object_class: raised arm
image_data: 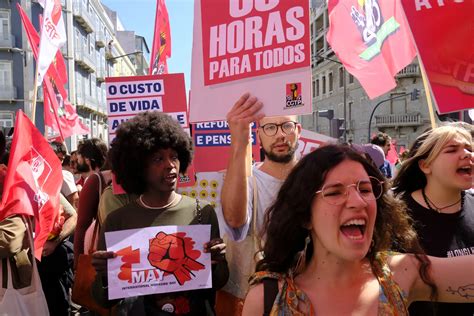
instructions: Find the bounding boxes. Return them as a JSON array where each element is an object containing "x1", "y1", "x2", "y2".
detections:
[
  {"x1": 391, "y1": 253, "x2": 474, "y2": 304},
  {"x1": 221, "y1": 93, "x2": 264, "y2": 228}
]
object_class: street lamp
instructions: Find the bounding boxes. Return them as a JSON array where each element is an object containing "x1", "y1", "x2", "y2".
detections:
[
  {"x1": 106, "y1": 50, "x2": 143, "y2": 62},
  {"x1": 315, "y1": 54, "x2": 347, "y2": 141}
]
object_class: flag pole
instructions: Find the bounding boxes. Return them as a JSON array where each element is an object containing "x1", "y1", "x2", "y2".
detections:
[
  {"x1": 418, "y1": 60, "x2": 437, "y2": 129},
  {"x1": 31, "y1": 67, "x2": 39, "y2": 124}
]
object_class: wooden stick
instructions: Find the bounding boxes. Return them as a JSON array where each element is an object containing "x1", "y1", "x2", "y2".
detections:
[{"x1": 419, "y1": 60, "x2": 437, "y2": 129}]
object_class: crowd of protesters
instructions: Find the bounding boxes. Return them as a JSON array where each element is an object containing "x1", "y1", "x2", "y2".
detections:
[{"x1": 0, "y1": 98, "x2": 473, "y2": 315}]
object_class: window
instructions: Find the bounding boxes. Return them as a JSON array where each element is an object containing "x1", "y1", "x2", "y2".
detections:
[
  {"x1": 312, "y1": 80, "x2": 316, "y2": 98},
  {"x1": 339, "y1": 67, "x2": 344, "y2": 88},
  {"x1": 328, "y1": 72, "x2": 333, "y2": 92},
  {"x1": 89, "y1": 74, "x2": 93, "y2": 96},
  {"x1": 349, "y1": 74, "x2": 354, "y2": 84},
  {"x1": 88, "y1": 34, "x2": 93, "y2": 55},
  {"x1": 0, "y1": 10, "x2": 10, "y2": 41},
  {"x1": 0, "y1": 112, "x2": 13, "y2": 128},
  {"x1": 76, "y1": 73, "x2": 82, "y2": 98},
  {"x1": 316, "y1": 79, "x2": 320, "y2": 97},
  {"x1": 322, "y1": 76, "x2": 326, "y2": 94},
  {"x1": 0, "y1": 61, "x2": 12, "y2": 88},
  {"x1": 75, "y1": 29, "x2": 80, "y2": 47},
  {"x1": 348, "y1": 101, "x2": 353, "y2": 122}
]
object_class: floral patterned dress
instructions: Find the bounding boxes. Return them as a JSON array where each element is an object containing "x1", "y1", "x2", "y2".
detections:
[{"x1": 249, "y1": 252, "x2": 408, "y2": 316}]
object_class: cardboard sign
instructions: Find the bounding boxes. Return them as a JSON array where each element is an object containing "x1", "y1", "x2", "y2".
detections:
[
  {"x1": 401, "y1": 0, "x2": 474, "y2": 113},
  {"x1": 177, "y1": 172, "x2": 227, "y2": 236},
  {"x1": 105, "y1": 225, "x2": 212, "y2": 300},
  {"x1": 106, "y1": 74, "x2": 188, "y2": 141},
  {"x1": 192, "y1": 121, "x2": 260, "y2": 172},
  {"x1": 297, "y1": 129, "x2": 336, "y2": 158},
  {"x1": 190, "y1": 0, "x2": 312, "y2": 122}
]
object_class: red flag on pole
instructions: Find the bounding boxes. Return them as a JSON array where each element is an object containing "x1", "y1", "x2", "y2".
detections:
[
  {"x1": 0, "y1": 111, "x2": 63, "y2": 259},
  {"x1": 149, "y1": 0, "x2": 171, "y2": 75},
  {"x1": 327, "y1": 0, "x2": 416, "y2": 99},
  {"x1": 17, "y1": 4, "x2": 89, "y2": 138}
]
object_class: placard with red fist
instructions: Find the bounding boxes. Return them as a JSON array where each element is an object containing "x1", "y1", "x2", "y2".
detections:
[{"x1": 105, "y1": 225, "x2": 212, "y2": 300}]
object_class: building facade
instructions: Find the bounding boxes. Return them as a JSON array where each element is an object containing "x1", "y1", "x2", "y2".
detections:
[
  {"x1": 0, "y1": 0, "x2": 148, "y2": 150},
  {"x1": 303, "y1": 1, "x2": 466, "y2": 150},
  {"x1": 0, "y1": 0, "x2": 35, "y2": 135}
]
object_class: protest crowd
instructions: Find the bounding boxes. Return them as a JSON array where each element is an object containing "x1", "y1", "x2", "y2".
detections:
[{"x1": 1, "y1": 0, "x2": 473, "y2": 316}]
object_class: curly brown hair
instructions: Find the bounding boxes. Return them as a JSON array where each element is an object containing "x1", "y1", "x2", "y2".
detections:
[{"x1": 256, "y1": 144, "x2": 437, "y2": 299}]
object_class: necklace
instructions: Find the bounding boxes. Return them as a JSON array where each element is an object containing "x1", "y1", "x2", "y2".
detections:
[
  {"x1": 421, "y1": 188, "x2": 462, "y2": 213},
  {"x1": 139, "y1": 193, "x2": 179, "y2": 210}
]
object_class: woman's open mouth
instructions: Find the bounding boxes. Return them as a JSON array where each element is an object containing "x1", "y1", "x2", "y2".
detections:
[{"x1": 340, "y1": 218, "x2": 366, "y2": 241}]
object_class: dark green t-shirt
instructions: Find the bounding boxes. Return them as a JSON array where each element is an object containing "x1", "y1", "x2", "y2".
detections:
[{"x1": 94, "y1": 195, "x2": 228, "y2": 315}]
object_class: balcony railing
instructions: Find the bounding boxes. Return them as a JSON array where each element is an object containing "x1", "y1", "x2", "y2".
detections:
[
  {"x1": 0, "y1": 85, "x2": 17, "y2": 100},
  {"x1": 396, "y1": 63, "x2": 420, "y2": 78},
  {"x1": 85, "y1": 93, "x2": 97, "y2": 109},
  {"x1": 95, "y1": 29, "x2": 106, "y2": 48},
  {"x1": 96, "y1": 66, "x2": 106, "y2": 82},
  {"x1": 375, "y1": 112, "x2": 423, "y2": 128},
  {"x1": 72, "y1": 0, "x2": 94, "y2": 33},
  {"x1": 0, "y1": 34, "x2": 15, "y2": 48},
  {"x1": 75, "y1": 46, "x2": 96, "y2": 72}
]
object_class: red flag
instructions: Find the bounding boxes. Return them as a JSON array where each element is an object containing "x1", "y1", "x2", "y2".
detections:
[
  {"x1": 0, "y1": 111, "x2": 63, "y2": 259},
  {"x1": 386, "y1": 141, "x2": 399, "y2": 165},
  {"x1": 17, "y1": 4, "x2": 89, "y2": 138},
  {"x1": 327, "y1": 0, "x2": 416, "y2": 99},
  {"x1": 149, "y1": 0, "x2": 171, "y2": 75},
  {"x1": 400, "y1": 0, "x2": 474, "y2": 113},
  {"x1": 399, "y1": 146, "x2": 406, "y2": 155}
]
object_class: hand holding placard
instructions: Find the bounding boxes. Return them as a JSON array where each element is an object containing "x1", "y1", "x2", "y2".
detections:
[{"x1": 226, "y1": 93, "x2": 264, "y2": 147}]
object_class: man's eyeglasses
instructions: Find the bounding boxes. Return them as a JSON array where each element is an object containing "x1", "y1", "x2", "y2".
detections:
[
  {"x1": 315, "y1": 176, "x2": 384, "y2": 205},
  {"x1": 259, "y1": 121, "x2": 298, "y2": 137}
]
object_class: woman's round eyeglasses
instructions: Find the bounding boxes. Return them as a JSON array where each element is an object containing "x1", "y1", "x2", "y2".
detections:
[{"x1": 315, "y1": 176, "x2": 384, "y2": 205}]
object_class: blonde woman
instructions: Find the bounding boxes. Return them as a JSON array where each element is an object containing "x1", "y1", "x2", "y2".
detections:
[{"x1": 393, "y1": 125, "x2": 474, "y2": 316}]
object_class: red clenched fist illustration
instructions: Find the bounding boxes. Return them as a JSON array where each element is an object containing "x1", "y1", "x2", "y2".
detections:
[{"x1": 148, "y1": 232, "x2": 205, "y2": 285}]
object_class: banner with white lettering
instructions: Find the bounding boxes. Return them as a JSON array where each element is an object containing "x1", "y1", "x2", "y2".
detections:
[
  {"x1": 189, "y1": 0, "x2": 312, "y2": 122},
  {"x1": 191, "y1": 121, "x2": 260, "y2": 172},
  {"x1": 106, "y1": 74, "x2": 188, "y2": 141},
  {"x1": 105, "y1": 225, "x2": 212, "y2": 300}
]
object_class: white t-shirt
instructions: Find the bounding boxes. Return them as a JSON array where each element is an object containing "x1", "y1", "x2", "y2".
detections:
[
  {"x1": 223, "y1": 164, "x2": 284, "y2": 242},
  {"x1": 61, "y1": 169, "x2": 78, "y2": 197}
]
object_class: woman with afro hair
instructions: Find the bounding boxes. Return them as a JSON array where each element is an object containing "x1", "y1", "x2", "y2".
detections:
[{"x1": 91, "y1": 111, "x2": 228, "y2": 315}]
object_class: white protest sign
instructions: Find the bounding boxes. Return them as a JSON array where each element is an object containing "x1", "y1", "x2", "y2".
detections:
[
  {"x1": 106, "y1": 74, "x2": 188, "y2": 142},
  {"x1": 297, "y1": 129, "x2": 337, "y2": 158},
  {"x1": 190, "y1": 0, "x2": 312, "y2": 122},
  {"x1": 105, "y1": 225, "x2": 212, "y2": 300}
]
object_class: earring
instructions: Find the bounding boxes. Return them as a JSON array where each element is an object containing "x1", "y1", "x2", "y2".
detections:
[{"x1": 293, "y1": 234, "x2": 311, "y2": 275}]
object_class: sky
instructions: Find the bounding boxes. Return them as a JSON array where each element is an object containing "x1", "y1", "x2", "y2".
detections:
[{"x1": 101, "y1": 0, "x2": 194, "y2": 90}]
